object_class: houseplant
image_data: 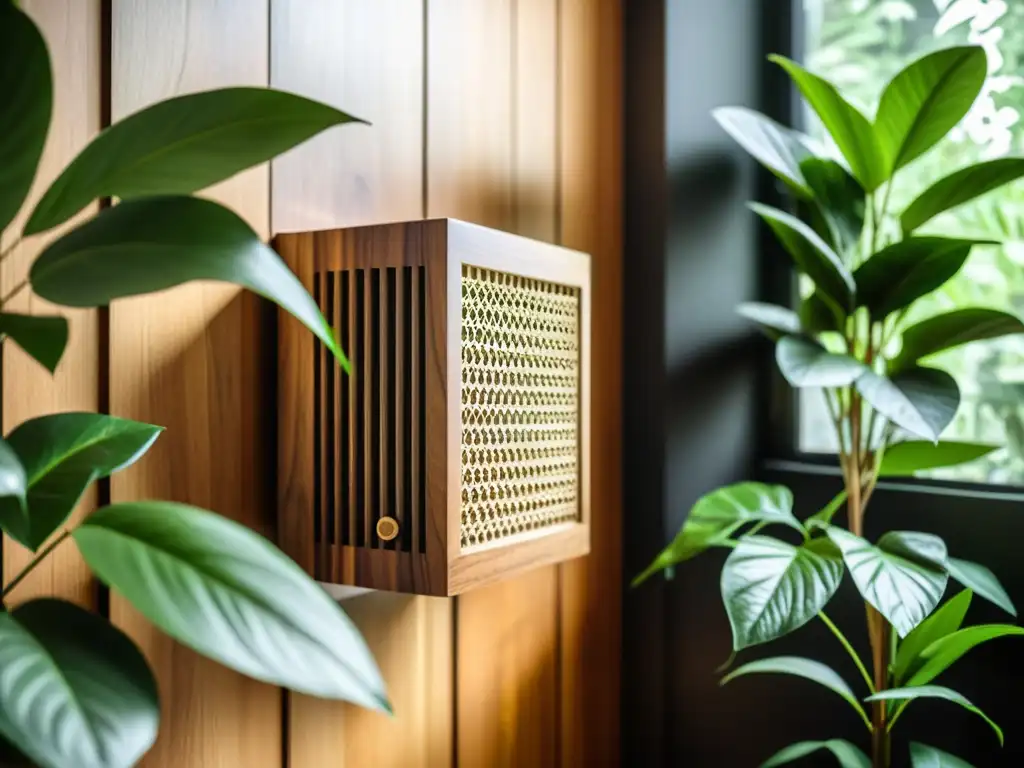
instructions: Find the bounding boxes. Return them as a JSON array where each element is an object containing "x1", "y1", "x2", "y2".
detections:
[
  {"x1": 636, "y1": 44, "x2": 1024, "y2": 767},
  {"x1": 0, "y1": 3, "x2": 385, "y2": 766}
]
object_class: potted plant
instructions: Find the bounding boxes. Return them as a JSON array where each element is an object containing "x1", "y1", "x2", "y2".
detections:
[
  {"x1": 0, "y1": 4, "x2": 385, "y2": 766},
  {"x1": 636, "y1": 44, "x2": 1024, "y2": 767}
]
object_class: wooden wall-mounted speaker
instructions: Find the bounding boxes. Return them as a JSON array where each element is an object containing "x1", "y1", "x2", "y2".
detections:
[{"x1": 276, "y1": 219, "x2": 591, "y2": 596}]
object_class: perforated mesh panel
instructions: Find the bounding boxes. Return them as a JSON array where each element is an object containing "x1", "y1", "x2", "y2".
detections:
[{"x1": 460, "y1": 265, "x2": 581, "y2": 549}]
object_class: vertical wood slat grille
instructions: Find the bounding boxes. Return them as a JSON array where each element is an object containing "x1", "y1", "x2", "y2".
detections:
[{"x1": 313, "y1": 268, "x2": 426, "y2": 557}]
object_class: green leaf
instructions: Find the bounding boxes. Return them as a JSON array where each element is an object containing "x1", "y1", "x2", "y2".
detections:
[
  {"x1": 737, "y1": 302, "x2": 802, "y2": 340},
  {"x1": 865, "y1": 685, "x2": 1002, "y2": 745},
  {"x1": 0, "y1": 3, "x2": 52, "y2": 234},
  {"x1": 0, "y1": 413, "x2": 161, "y2": 551},
  {"x1": 853, "y1": 237, "x2": 991, "y2": 318},
  {"x1": 0, "y1": 437, "x2": 27, "y2": 516},
  {"x1": 875, "y1": 46, "x2": 987, "y2": 175},
  {"x1": 807, "y1": 489, "x2": 848, "y2": 527},
  {"x1": 855, "y1": 367, "x2": 959, "y2": 443},
  {"x1": 721, "y1": 656, "x2": 869, "y2": 726},
  {"x1": 29, "y1": 195, "x2": 348, "y2": 370},
  {"x1": 0, "y1": 313, "x2": 68, "y2": 373},
  {"x1": 947, "y1": 557, "x2": 1016, "y2": 617},
  {"x1": 827, "y1": 528, "x2": 948, "y2": 637},
  {"x1": 633, "y1": 482, "x2": 801, "y2": 586},
  {"x1": 776, "y1": 336, "x2": 865, "y2": 387},
  {"x1": 721, "y1": 535, "x2": 844, "y2": 650},
  {"x1": 799, "y1": 157, "x2": 866, "y2": 257},
  {"x1": 892, "y1": 309, "x2": 1024, "y2": 371},
  {"x1": 0, "y1": 598, "x2": 158, "y2": 768},
  {"x1": 901, "y1": 158, "x2": 1024, "y2": 233},
  {"x1": 712, "y1": 107, "x2": 812, "y2": 194},
  {"x1": 906, "y1": 624, "x2": 1024, "y2": 687},
  {"x1": 909, "y1": 741, "x2": 975, "y2": 767},
  {"x1": 73, "y1": 501, "x2": 389, "y2": 710},
  {"x1": 761, "y1": 740, "x2": 870, "y2": 768},
  {"x1": 879, "y1": 440, "x2": 998, "y2": 477},
  {"x1": 769, "y1": 54, "x2": 887, "y2": 191},
  {"x1": 749, "y1": 203, "x2": 854, "y2": 310},
  {"x1": 25, "y1": 87, "x2": 364, "y2": 235},
  {"x1": 799, "y1": 291, "x2": 843, "y2": 334},
  {"x1": 894, "y1": 590, "x2": 972, "y2": 684}
]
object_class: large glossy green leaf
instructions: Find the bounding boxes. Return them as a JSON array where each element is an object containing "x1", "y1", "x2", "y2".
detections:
[
  {"x1": 901, "y1": 158, "x2": 1024, "y2": 233},
  {"x1": 947, "y1": 557, "x2": 1016, "y2": 616},
  {"x1": 712, "y1": 107, "x2": 812, "y2": 194},
  {"x1": 0, "y1": 438, "x2": 27, "y2": 516},
  {"x1": 769, "y1": 55, "x2": 887, "y2": 190},
  {"x1": 721, "y1": 656, "x2": 869, "y2": 726},
  {"x1": 74, "y1": 501, "x2": 388, "y2": 709},
  {"x1": 866, "y1": 685, "x2": 1002, "y2": 745},
  {"x1": 800, "y1": 157, "x2": 866, "y2": 257},
  {"x1": 894, "y1": 590, "x2": 972, "y2": 684},
  {"x1": 892, "y1": 309, "x2": 1024, "y2": 371},
  {"x1": 25, "y1": 87, "x2": 364, "y2": 235},
  {"x1": 29, "y1": 195, "x2": 348, "y2": 369},
  {"x1": 0, "y1": 598, "x2": 158, "y2": 768},
  {"x1": 761, "y1": 740, "x2": 870, "y2": 768},
  {"x1": 776, "y1": 336, "x2": 865, "y2": 387},
  {"x1": 721, "y1": 535, "x2": 843, "y2": 650},
  {"x1": 853, "y1": 237, "x2": 990, "y2": 319},
  {"x1": 906, "y1": 624, "x2": 1024, "y2": 687},
  {"x1": 737, "y1": 302, "x2": 802, "y2": 340},
  {"x1": 827, "y1": 528, "x2": 948, "y2": 637},
  {"x1": 875, "y1": 46, "x2": 987, "y2": 175},
  {"x1": 749, "y1": 203, "x2": 854, "y2": 310},
  {"x1": 0, "y1": 413, "x2": 161, "y2": 551},
  {"x1": 0, "y1": 313, "x2": 68, "y2": 373},
  {"x1": 0, "y1": 3, "x2": 52, "y2": 234},
  {"x1": 633, "y1": 483, "x2": 801, "y2": 586},
  {"x1": 855, "y1": 367, "x2": 959, "y2": 443},
  {"x1": 879, "y1": 441, "x2": 997, "y2": 477},
  {"x1": 909, "y1": 741, "x2": 975, "y2": 767}
]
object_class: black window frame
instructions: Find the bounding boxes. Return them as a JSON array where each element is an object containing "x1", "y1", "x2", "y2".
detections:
[{"x1": 754, "y1": 1, "x2": 1024, "y2": 512}]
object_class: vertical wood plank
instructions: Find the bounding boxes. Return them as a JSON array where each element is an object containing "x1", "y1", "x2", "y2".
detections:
[
  {"x1": 108, "y1": 2, "x2": 281, "y2": 766},
  {"x1": 431, "y1": 1, "x2": 561, "y2": 766},
  {"x1": 1, "y1": 0, "x2": 101, "y2": 607},
  {"x1": 426, "y1": 0, "x2": 513, "y2": 230},
  {"x1": 272, "y1": 2, "x2": 452, "y2": 766},
  {"x1": 558, "y1": 0, "x2": 623, "y2": 765}
]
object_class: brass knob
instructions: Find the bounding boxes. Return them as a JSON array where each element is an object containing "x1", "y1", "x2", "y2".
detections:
[{"x1": 376, "y1": 516, "x2": 399, "y2": 542}]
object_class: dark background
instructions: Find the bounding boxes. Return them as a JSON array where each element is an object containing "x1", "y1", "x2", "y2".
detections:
[{"x1": 622, "y1": 1, "x2": 1024, "y2": 765}]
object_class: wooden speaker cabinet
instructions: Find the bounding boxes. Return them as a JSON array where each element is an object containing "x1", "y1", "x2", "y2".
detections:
[{"x1": 276, "y1": 219, "x2": 591, "y2": 596}]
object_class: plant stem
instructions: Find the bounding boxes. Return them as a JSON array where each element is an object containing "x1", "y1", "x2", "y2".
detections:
[
  {"x1": 0, "y1": 235, "x2": 22, "y2": 265},
  {"x1": 2, "y1": 530, "x2": 72, "y2": 600},
  {"x1": 0, "y1": 278, "x2": 28, "y2": 307},
  {"x1": 819, "y1": 610, "x2": 875, "y2": 694}
]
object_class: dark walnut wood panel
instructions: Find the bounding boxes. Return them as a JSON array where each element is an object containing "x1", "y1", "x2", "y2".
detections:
[{"x1": 275, "y1": 219, "x2": 590, "y2": 597}]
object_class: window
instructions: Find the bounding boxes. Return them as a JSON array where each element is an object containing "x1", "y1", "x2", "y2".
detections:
[{"x1": 795, "y1": 0, "x2": 1024, "y2": 485}]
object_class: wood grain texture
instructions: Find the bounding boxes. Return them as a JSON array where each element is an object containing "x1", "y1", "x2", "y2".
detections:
[
  {"x1": 1, "y1": 0, "x2": 101, "y2": 607},
  {"x1": 428, "y1": 1, "x2": 563, "y2": 765},
  {"x1": 270, "y1": 0, "x2": 423, "y2": 233},
  {"x1": 108, "y1": 2, "x2": 281, "y2": 765},
  {"x1": 270, "y1": 3, "x2": 453, "y2": 765},
  {"x1": 558, "y1": 0, "x2": 624, "y2": 765}
]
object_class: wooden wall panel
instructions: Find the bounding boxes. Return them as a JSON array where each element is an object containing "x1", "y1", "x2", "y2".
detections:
[
  {"x1": 270, "y1": 3, "x2": 453, "y2": 766},
  {"x1": 429, "y1": 2, "x2": 562, "y2": 766},
  {"x1": 1, "y1": 0, "x2": 101, "y2": 607},
  {"x1": 558, "y1": 1, "x2": 624, "y2": 765},
  {"x1": 109, "y1": 2, "x2": 280, "y2": 766}
]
